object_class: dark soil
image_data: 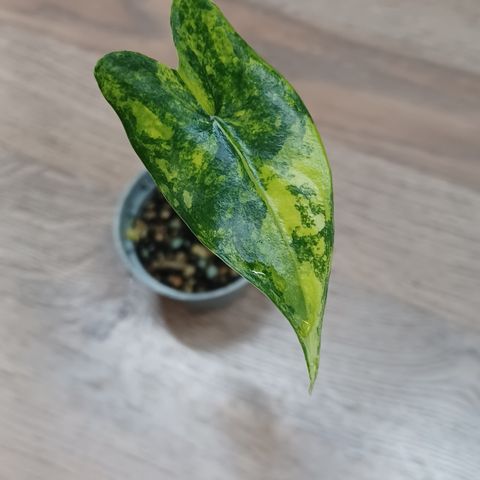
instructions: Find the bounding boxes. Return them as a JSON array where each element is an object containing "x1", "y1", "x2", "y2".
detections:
[{"x1": 127, "y1": 189, "x2": 240, "y2": 293}]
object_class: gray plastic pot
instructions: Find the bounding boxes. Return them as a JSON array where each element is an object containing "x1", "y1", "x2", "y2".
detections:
[{"x1": 114, "y1": 170, "x2": 249, "y2": 308}]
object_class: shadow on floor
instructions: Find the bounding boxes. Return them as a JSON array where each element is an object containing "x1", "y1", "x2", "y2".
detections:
[{"x1": 154, "y1": 286, "x2": 271, "y2": 351}]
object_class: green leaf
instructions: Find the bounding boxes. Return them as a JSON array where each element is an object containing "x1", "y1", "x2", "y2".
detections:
[{"x1": 95, "y1": 0, "x2": 333, "y2": 388}]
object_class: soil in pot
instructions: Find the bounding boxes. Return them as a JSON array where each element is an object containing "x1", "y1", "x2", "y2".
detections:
[{"x1": 127, "y1": 189, "x2": 240, "y2": 293}]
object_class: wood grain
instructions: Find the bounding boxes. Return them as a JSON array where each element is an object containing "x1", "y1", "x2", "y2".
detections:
[
  {"x1": 0, "y1": 1, "x2": 479, "y2": 479},
  {"x1": 243, "y1": 0, "x2": 480, "y2": 76}
]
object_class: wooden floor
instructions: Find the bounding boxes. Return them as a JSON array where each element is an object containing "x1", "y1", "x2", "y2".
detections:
[{"x1": 1, "y1": 1, "x2": 479, "y2": 479}]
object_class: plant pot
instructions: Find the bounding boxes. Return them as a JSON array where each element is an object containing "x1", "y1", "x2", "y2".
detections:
[{"x1": 114, "y1": 170, "x2": 249, "y2": 308}]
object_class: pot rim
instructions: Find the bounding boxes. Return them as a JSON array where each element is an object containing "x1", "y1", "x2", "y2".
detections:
[{"x1": 113, "y1": 170, "x2": 249, "y2": 302}]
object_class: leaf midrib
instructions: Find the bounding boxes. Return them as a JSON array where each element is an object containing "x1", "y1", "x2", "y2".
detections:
[
  {"x1": 173, "y1": 60, "x2": 311, "y2": 334},
  {"x1": 212, "y1": 115, "x2": 309, "y2": 325}
]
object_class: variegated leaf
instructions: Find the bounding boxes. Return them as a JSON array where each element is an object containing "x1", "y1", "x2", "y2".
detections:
[{"x1": 95, "y1": 0, "x2": 333, "y2": 388}]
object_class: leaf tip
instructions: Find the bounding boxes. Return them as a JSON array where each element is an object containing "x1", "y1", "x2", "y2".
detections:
[{"x1": 307, "y1": 360, "x2": 319, "y2": 393}]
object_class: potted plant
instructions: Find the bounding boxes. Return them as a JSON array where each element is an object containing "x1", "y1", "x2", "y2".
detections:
[
  {"x1": 114, "y1": 170, "x2": 249, "y2": 308},
  {"x1": 95, "y1": 0, "x2": 333, "y2": 389}
]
